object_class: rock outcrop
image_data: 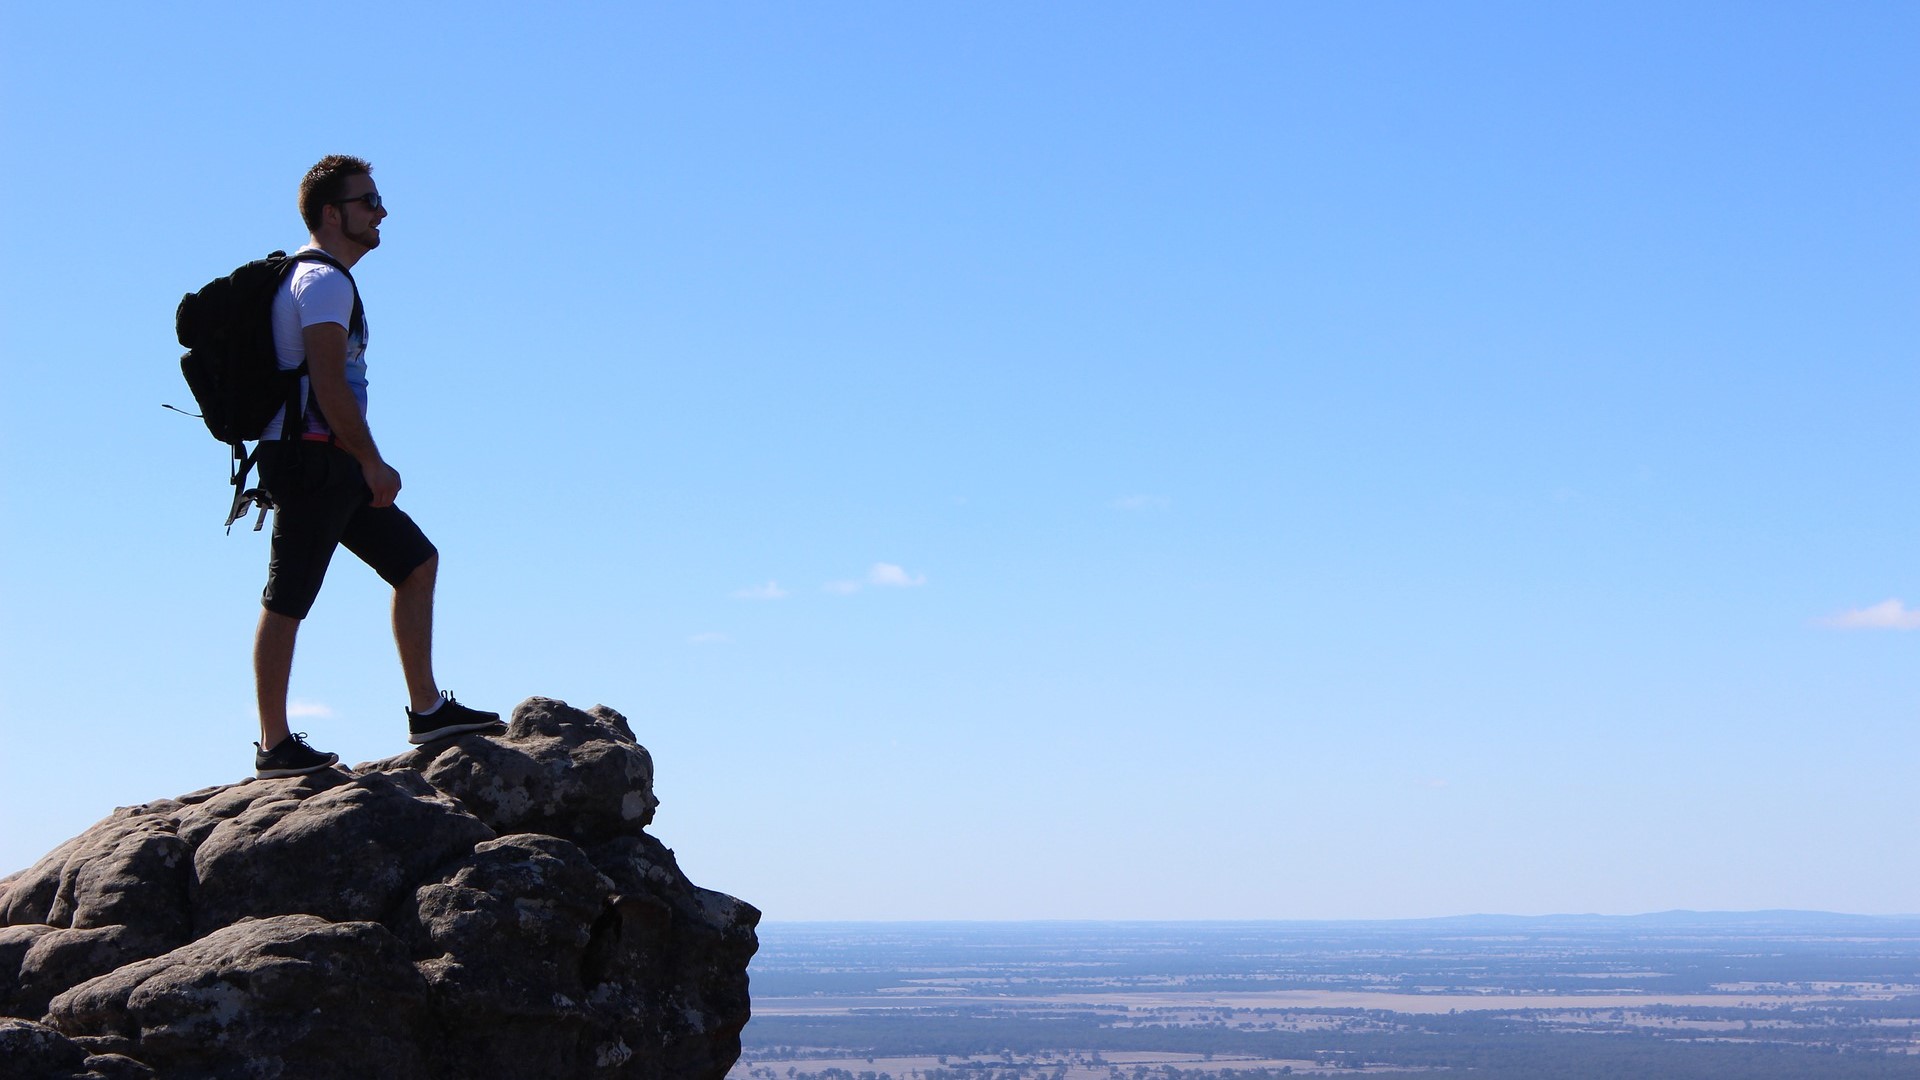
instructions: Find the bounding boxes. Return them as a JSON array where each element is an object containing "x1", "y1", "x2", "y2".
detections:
[{"x1": 0, "y1": 698, "x2": 757, "y2": 1080}]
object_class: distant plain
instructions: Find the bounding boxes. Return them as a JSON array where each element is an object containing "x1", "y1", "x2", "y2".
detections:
[{"x1": 731, "y1": 916, "x2": 1920, "y2": 1079}]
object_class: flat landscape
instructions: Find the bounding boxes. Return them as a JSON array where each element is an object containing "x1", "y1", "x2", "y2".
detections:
[{"x1": 729, "y1": 914, "x2": 1920, "y2": 1079}]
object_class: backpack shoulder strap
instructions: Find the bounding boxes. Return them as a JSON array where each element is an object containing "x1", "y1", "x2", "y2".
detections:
[
  {"x1": 275, "y1": 249, "x2": 366, "y2": 440},
  {"x1": 286, "y1": 249, "x2": 364, "y2": 338}
]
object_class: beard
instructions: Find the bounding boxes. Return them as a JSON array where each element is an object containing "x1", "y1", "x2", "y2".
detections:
[{"x1": 347, "y1": 221, "x2": 381, "y2": 249}]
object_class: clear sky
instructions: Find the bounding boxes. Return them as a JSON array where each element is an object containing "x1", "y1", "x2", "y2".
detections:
[{"x1": 2, "y1": 2, "x2": 1915, "y2": 921}]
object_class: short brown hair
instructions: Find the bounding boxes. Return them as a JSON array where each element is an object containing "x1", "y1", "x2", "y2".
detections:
[{"x1": 298, "y1": 154, "x2": 374, "y2": 232}]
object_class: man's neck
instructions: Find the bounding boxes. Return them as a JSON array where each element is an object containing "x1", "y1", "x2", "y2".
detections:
[{"x1": 308, "y1": 234, "x2": 367, "y2": 269}]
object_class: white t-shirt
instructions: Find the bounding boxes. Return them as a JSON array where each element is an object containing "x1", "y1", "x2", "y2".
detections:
[{"x1": 262, "y1": 247, "x2": 368, "y2": 440}]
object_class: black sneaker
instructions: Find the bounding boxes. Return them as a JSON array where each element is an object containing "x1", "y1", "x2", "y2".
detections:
[
  {"x1": 407, "y1": 693, "x2": 504, "y2": 744},
  {"x1": 254, "y1": 732, "x2": 340, "y2": 779}
]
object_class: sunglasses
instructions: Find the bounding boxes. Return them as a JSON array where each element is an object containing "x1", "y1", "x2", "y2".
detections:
[{"x1": 332, "y1": 192, "x2": 384, "y2": 212}]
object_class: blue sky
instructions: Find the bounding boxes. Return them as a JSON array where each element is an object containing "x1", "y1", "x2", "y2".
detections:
[{"x1": 2, "y1": 2, "x2": 1915, "y2": 920}]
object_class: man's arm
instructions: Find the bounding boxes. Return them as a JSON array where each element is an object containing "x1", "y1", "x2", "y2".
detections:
[{"x1": 302, "y1": 321, "x2": 402, "y2": 507}]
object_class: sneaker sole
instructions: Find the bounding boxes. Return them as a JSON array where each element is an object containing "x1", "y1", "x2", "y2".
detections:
[
  {"x1": 407, "y1": 719, "x2": 507, "y2": 745},
  {"x1": 255, "y1": 757, "x2": 339, "y2": 780}
]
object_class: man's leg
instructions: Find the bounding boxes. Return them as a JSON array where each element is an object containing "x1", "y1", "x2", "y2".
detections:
[
  {"x1": 255, "y1": 608, "x2": 301, "y2": 751},
  {"x1": 393, "y1": 552, "x2": 440, "y2": 713},
  {"x1": 252, "y1": 604, "x2": 338, "y2": 777},
  {"x1": 254, "y1": 441, "x2": 348, "y2": 770},
  {"x1": 352, "y1": 507, "x2": 499, "y2": 741}
]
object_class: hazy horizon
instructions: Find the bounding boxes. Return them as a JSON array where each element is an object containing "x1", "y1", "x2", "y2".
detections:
[{"x1": 753, "y1": 910, "x2": 1920, "y2": 924}]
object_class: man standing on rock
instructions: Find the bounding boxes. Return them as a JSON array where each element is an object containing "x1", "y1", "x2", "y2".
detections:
[{"x1": 250, "y1": 154, "x2": 502, "y2": 779}]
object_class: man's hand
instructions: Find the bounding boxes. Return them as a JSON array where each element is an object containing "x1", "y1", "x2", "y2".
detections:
[{"x1": 362, "y1": 459, "x2": 402, "y2": 508}]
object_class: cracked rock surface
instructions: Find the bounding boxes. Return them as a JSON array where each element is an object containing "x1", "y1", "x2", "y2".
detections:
[{"x1": 0, "y1": 698, "x2": 757, "y2": 1080}]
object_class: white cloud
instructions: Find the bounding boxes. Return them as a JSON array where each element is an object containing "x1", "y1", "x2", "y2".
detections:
[
  {"x1": 1818, "y1": 599, "x2": 1920, "y2": 631},
  {"x1": 867, "y1": 562, "x2": 926, "y2": 587},
  {"x1": 689, "y1": 631, "x2": 732, "y2": 645},
  {"x1": 287, "y1": 700, "x2": 334, "y2": 719},
  {"x1": 1112, "y1": 494, "x2": 1170, "y2": 512},
  {"x1": 731, "y1": 580, "x2": 788, "y2": 600},
  {"x1": 824, "y1": 563, "x2": 927, "y2": 593}
]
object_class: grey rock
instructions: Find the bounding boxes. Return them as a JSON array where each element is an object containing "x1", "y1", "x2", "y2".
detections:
[
  {"x1": 0, "y1": 1018, "x2": 156, "y2": 1080},
  {"x1": 189, "y1": 769, "x2": 494, "y2": 934},
  {"x1": 171, "y1": 771, "x2": 352, "y2": 849},
  {"x1": 587, "y1": 835, "x2": 760, "y2": 1076},
  {"x1": 0, "y1": 923, "x2": 56, "y2": 1016},
  {"x1": 364, "y1": 697, "x2": 659, "y2": 842},
  {"x1": 67, "y1": 1033, "x2": 141, "y2": 1060},
  {"x1": 59, "y1": 816, "x2": 191, "y2": 939},
  {"x1": 397, "y1": 833, "x2": 614, "y2": 1013},
  {"x1": 49, "y1": 914, "x2": 430, "y2": 1079},
  {"x1": 0, "y1": 1016, "x2": 87, "y2": 1077},
  {"x1": 0, "y1": 696, "x2": 756, "y2": 1080},
  {"x1": 11, "y1": 926, "x2": 172, "y2": 1022},
  {"x1": 76, "y1": 1053, "x2": 155, "y2": 1080},
  {"x1": 1, "y1": 836, "x2": 85, "y2": 929}
]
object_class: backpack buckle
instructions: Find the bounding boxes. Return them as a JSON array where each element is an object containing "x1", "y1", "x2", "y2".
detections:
[{"x1": 225, "y1": 444, "x2": 276, "y2": 534}]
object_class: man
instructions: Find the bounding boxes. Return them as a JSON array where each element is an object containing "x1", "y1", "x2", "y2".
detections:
[{"x1": 251, "y1": 154, "x2": 501, "y2": 779}]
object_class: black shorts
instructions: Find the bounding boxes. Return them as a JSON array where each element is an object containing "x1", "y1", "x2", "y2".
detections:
[{"x1": 258, "y1": 441, "x2": 438, "y2": 620}]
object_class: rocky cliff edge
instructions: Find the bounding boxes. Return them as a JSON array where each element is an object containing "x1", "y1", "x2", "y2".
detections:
[{"x1": 0, "y1": 697, "x2": 758, "y2": 1080}]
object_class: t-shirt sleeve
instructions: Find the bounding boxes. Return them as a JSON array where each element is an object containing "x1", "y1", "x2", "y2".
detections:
[{"x1": 289, "y1": 267, "x2": 354, "y2": 330}]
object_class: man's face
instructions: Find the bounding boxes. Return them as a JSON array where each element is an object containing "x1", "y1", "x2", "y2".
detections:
[{"x1": 333, "y1": 175, "x2": 387, "y2": 251}]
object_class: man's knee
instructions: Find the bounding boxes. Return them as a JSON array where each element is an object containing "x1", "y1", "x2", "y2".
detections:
[
  {"x1": 401, "y1": 552, "x2": 439, "y2": 590},
  {"x1": 258, "y1": 604, "x2": 303, "y2": 630}
]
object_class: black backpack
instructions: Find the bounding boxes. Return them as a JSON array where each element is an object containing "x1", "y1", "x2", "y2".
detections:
[{"x1": 172, "y1": 249, "x2": 361, "y2": 530}]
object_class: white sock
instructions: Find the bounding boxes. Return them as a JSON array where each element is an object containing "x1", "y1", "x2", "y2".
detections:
[{"x1": 414, "y1": 696, "x2": 444, "y2": 716}]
